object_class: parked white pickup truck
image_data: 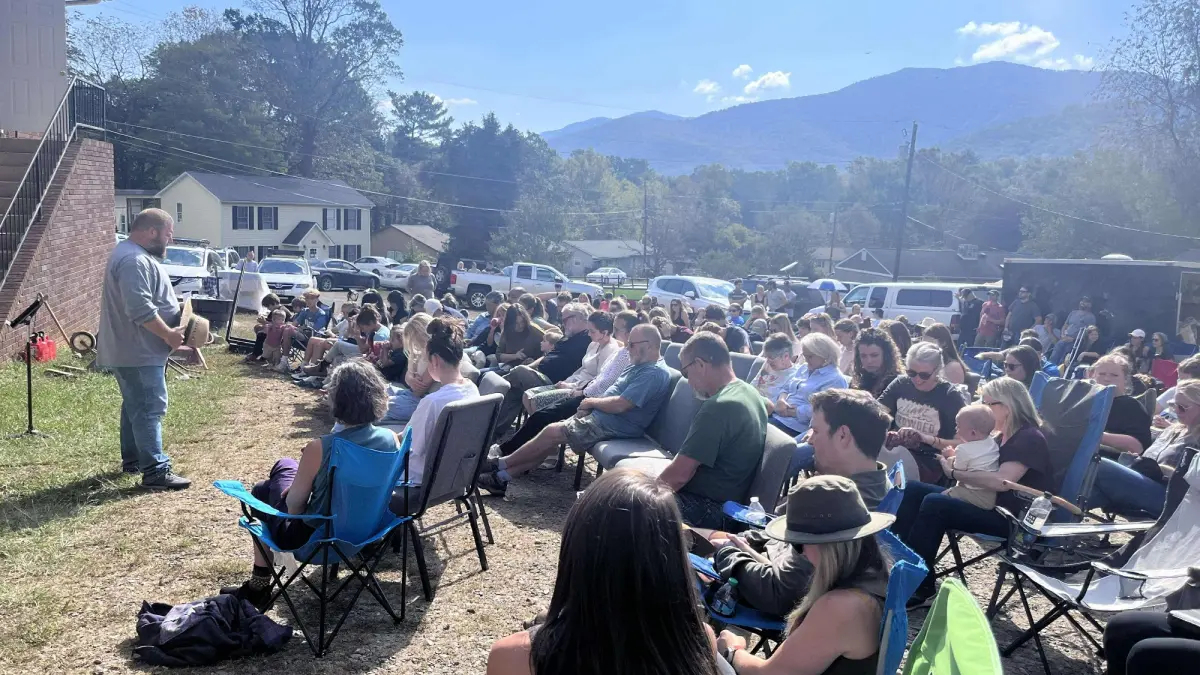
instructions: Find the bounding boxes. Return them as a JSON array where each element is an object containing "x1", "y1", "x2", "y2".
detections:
[{"x1": 450, "y1": 263, "x2": 603, "y2": 309}]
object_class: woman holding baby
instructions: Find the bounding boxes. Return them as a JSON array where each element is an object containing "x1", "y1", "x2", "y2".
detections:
[{"x1": 890, "y1": 377, "x2": 1053, "y2": 607}]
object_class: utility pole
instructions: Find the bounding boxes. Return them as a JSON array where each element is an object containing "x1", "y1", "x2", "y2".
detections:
[
  {"x1": 828, "y1": 206, "x2": 838, "y2": 275},
  {"x1": 642, "y1": 180, "x2": 649, "y2": 276},
  {"x1": 893, "y1": 121, "x2": 918, "y2": 282}
]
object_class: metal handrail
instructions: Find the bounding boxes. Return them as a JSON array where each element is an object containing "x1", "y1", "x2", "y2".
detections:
[{"x1": 0, "y1": 76, "x2": 106, "y2": 291}]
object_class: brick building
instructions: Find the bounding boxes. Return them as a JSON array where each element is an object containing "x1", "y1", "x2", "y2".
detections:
[{"x1": 0, "y1": 138, "x2": 114, "y2": 359}]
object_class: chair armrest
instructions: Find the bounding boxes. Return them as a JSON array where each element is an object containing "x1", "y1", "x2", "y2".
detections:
[
  {"x1": 689, "y1": 553, "x2": 720, "y2": 581},
  {"x1": 1092, "y1": 561, "x2": 1191, "y2": 580},
  {"x1": 213, "y1": 480, "x2": 330, "y2": 521},
  {"x1": 1001, "y1": 481, "x2": 1083, "y2": 516},
  {"x1": 1035, "y1": 520, "x2": 1157, "y2": 538}
]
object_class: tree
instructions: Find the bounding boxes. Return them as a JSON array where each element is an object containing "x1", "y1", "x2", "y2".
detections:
[
  {"x1": 227, "y1": 0, "x2": 403, "y2": 176},
  {"x1": 67, "y1": 12, "x2": 149, "y2": 81},
  {"x1": 387, "y1": 91, "x2": 453, "y2": 163}
]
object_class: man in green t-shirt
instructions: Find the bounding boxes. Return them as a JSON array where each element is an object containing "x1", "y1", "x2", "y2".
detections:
[{"x1": 657, "y1": 332, "x2": 768, "y2": 528}]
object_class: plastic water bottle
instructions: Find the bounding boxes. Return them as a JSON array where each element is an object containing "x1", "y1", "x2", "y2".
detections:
[
  {"x1": 746, "y1": 497, "x2": 768, "y2": 526},
  {"x1": 1022, "y1": 492, "x2": 1054, "y2": 532},
  {"x1": 712, "y1": 578, "x2": 740, "y2": 616}
]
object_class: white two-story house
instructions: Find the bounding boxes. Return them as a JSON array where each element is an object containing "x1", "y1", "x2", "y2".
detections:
[{"x1": 155, "y1": 172, "x2": 374, "y2": 261}]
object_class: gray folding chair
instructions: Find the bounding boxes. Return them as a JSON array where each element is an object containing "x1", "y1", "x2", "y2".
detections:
[
  {"x1": 392, "y1": 393, "x2": 503, "y2": 600},
  {"x1": 574, "y1": 369, "x2": 683, "y2": 489},
  {"x1": 664, "y1": 343, "x2": 683, "y2": 370},
  {"x1": 477, "y1": 370, "x2": 511, "y2": 398},
  {"x1": 731, "y1": 353, "x2": 765, "y2": 383}
]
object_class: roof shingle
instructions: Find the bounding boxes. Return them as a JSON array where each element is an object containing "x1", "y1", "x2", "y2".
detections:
[{"x1": 172, "y1": 172, "x2": 374, "y2": 207}]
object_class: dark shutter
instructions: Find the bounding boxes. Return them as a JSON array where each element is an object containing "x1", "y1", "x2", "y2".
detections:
[
  {"x1": 336, "y1": 209, "x2": 342, "y2": 230},
  {"x1": 232, "y1": 205, "x2": 239, "y2": 230},
  {"x1": 249, "y1": 207, "x2": 255, "y2": 230},
  {"x1": 256, "y1": 206, "x2": 263, "y2": 230},
  {"x1": 322, "y1": 208, "x2": 328, "y2": 230},
  {"x1": 273, "y1": 207, "x2": 279, "y2": 230}
]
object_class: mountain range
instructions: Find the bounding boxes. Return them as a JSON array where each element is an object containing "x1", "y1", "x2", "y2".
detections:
[{"x1": 539, "y1": 62, "x2": 1112, "y2": 173}]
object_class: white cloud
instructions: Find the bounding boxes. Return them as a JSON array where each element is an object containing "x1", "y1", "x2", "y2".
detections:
[
  {"x1": 1035, "y1": 54, "x2": 1095, "y2": 71},
  {"x1": 957, "y1": 21, "x2": 1021, "y2": 36},
  {"x1": 375, "y1": 98, "x2": 394, "y2": 113},
  {"x1": 972, "y1": 24, "x2": 1059, "y2": 61},
  {"x1": 958, "y1": 20, "x2": 1093, "y2": 71},
  {"x1": 443, "y1": 97, "x2": 478, "y2": 106},
  {"x1": 732, "y1": 64, "x2": 753, "y2": 80},
  {"x1": 693, "y1": 79, "x2": 722, "y2": 96},
  {"x1": 721, "y1": 95, "x2": 757, "y2": 105},
  {"x1": 743, "y1": 70, "x2": 791, "y2": 95}
]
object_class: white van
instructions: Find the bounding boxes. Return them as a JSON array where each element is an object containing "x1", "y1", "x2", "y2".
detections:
[{"x1": 835, "y1": 282, "x2": 979, "y2": 335}]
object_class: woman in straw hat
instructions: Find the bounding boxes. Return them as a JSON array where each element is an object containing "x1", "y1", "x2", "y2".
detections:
[{"x1": 716, "y1": 475, "x2": 893, "y2": 674}]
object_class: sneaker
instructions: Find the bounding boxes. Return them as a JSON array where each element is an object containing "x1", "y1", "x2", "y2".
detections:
[
  {"x1": 220, "y1": 579, "x2": 273, "y2": 613},
  {"x1": 121, "y1": 464, "x2": 139, "y2": 475},
  {"x1": 481, "y1": 456, "x2": 500, "y2": 474},
  {"x1": 273, "y1": 360, "x2": 291, "y2": 373},
  {"x1": 141, "y1": 471, "x2": 192, "y2": 491},
  {"x1": 476, "y1": 471, "x2": 508, "y2": 497}
]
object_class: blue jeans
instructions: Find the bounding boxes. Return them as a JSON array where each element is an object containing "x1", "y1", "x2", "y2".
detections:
[
  {"x1": 892, "y1": 481, "x2": 1009, "y2": 593},
  {"x1": 111, "y1": 366, "x2": 172, "y2": 478},
  {"x1": 1050, "y1": 339, "x2": 1073, "y2": 366},
  {"x1": 1088, "y1": 458, "x2": 1166, "y2": 518},
  {"x1": 786, "y1": 442, "x2": 816, "y2": 480}
]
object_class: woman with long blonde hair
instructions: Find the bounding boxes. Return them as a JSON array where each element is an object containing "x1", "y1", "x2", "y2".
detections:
[
  {"x1": 716, "y1": 476, "x2": 893, "y2": 673},
  {"x1": 891, "y1": 376, "x2": 1052, "y2": 606}
]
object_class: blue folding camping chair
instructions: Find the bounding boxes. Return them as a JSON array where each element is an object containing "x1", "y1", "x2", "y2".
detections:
[
  {"x1": 214, "y1": 432, "x2": 413, "y2": 657},
  {"x1": 691, "y1": 529, "x2": 927, "y2": 674},
  {"x1": 936, "y1": 374, "x2": 1114, "y2": 582}
]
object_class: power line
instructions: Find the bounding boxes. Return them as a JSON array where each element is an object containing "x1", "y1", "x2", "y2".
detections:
[
  {"x1": 919, "y1": 154, "x2": 1200, "y2": 243},
  {"x1": 106, "y1": 129, "x2": 643, "y2": 216}
]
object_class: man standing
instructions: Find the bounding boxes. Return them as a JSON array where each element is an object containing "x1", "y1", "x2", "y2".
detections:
[
  {"x1": 974, "y1": 289, "x2": 1006, "y2": 348},
  {"x1": 957, "y1": 289, "x2": 982, "y2": 347},
  {"x1": 1004, "y1": 286, "x2": 1042, "y2": 346},
  {"x1": 765, "y1": 280, "x2": 788, "y2": 314},
  {"x1": 728, "y1": 278, "x2": 748, "y2": 307},
  {"x1": 1051, "y1": 295, "x2": 1097, "y2": 366},
  {"x1": 656, "y1": 333, "x2": 767, "y2": 528},
  {"x1": 98, "y1": 209, "x2": 191, "y2": 490},
  {"x1": 238, "y1": 250, "x2": 258, "y2": 273}
]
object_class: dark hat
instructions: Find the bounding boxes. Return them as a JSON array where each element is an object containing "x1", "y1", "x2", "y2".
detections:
[{"x1": 764, "y1": 475, "x2": 895, "y2": 545}]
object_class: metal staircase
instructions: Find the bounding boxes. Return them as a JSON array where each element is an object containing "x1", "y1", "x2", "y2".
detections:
[{"x1": 0, "y1": 77, "x2": 106, "y2": 291}]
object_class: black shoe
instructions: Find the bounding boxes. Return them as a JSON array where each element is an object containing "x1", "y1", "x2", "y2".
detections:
[
  {"x1": 121, "y1": 465, "x2": 139, "y2": 475},
  {"x1": 906, "y1": 588, "x2": 936, "y2": 610},
  {"x1": 220, "y1": 579, "x2": 273, "y2": 613},
  {"x1": 476, "y1": 471, "x2": 508, "y2": 497},
  {"x1": 141, "y1": 471, "x2": 191, "y2": 490}
]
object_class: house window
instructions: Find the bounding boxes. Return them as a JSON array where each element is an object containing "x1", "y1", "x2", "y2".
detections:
[
  {"x1": 329, "y1": 245, "x2": 341, "y2": 260},
  {"x1": 343, "y1": 209, "x2": 361, "y2": 231},
  {"x1": 257, "y1": 206, "x2": 278, "y2": 230},
  {"x1": 176, "y1": 202, "x2": 183, "y2": 223},
  {"x1": 233, "y1": 246, "x2": 253, "y2": 259},
  {"x1": 309, "y1": 248, "x2": 318, "y2": 258},
  {"x1": 343, "y1": 244, "x2": 362, "y2": 260},
  {"x1": 118, "y1": 213, "x2": 127, "y2": 233},
  {"x1": 233, "y1": 206, "x2": 252, "y2": 230},
  {"x1": 322, "y1": 208, "x2": 334, "y2": 230},
  {"x1": 256, "y1": 246, "x2": 273, "y2": 261}
]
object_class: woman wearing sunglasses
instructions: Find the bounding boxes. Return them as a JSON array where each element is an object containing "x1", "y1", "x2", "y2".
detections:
[
  {"x1": 891, "y1": 377, "x2": 1052, "y2": 607},
  {"x1": 1087, "y1": 380, "x2": 1200, "y2": 519},
  {"x1": 878, "y1": 342, "x2": 967, "y2": 483}
]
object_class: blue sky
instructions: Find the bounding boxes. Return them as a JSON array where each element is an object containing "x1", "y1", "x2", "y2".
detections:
[{"x1": 87, "y1": 0, "x2": 1130, "y2": 132}]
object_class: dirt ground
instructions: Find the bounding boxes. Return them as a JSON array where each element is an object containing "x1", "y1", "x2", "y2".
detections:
[{"x1": 2, "y1": 352, "x2": 1101, "y2": 674}]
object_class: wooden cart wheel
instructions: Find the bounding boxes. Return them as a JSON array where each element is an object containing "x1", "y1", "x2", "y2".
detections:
[{"x1": 69, "y1": 331, "x2": 96, "y2": 355}]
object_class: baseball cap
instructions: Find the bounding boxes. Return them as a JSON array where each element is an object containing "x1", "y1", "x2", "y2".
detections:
[
  {"x1": 987, "y1": 289, "x2": 1000, "y2": 296},
  {"x1": 1130, "y1": 329, "x2": 1146, "y2": 338},
  {"x1": 424, "y1": 299, "x2": 443, "y2": 315}
]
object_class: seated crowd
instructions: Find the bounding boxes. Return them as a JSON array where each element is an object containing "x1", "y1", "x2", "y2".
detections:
[{"x1": 238, "y1": 277, "x2": 1197, "y2": 675}]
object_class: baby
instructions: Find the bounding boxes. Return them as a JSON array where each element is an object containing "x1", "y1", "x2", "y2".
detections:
[
  {"x1": 754, "y1": 334, "x2": 799, "y2": 414},
  {"x1": 945, "y1": 404, "x2": 1001, "y2": 509},
  {"x1": 261, "y1": 309, "x2": 287, "y2": 366},
  {"x1": 540, "y1": 329, "x2": 563, "y2": 355}
]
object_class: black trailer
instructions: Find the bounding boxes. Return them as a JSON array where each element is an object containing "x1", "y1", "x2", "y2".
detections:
[{"x1": 1001, "y1": 258, "x2": 1200, "y2": 344}]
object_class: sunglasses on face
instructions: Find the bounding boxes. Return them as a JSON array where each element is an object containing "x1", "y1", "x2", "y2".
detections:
[
  {"x1": 1004, "y1": 362, "x2": 1022, "y2": 371},
  {"x1": 906, "y1": 369, "x2": 935, "y2": 380}
]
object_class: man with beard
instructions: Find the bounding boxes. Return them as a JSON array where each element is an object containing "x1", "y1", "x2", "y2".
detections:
[{"x1": 98, "y1": 208, "x2": 191, "y2": 490}]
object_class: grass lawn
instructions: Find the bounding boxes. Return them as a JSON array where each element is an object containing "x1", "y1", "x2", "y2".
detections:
[{"x1": 0, "y1": 353, "x2": 244, "y2": 664}]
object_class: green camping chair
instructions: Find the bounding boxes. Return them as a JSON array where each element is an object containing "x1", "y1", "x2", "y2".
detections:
[{"x1": 903, "y1": 578, "x2": 1002, "y2": 675}]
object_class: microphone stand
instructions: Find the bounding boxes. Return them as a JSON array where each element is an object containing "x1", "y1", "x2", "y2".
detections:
[{"x1": 5, "y1": 297, "x2": 48, "y2": 438}]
